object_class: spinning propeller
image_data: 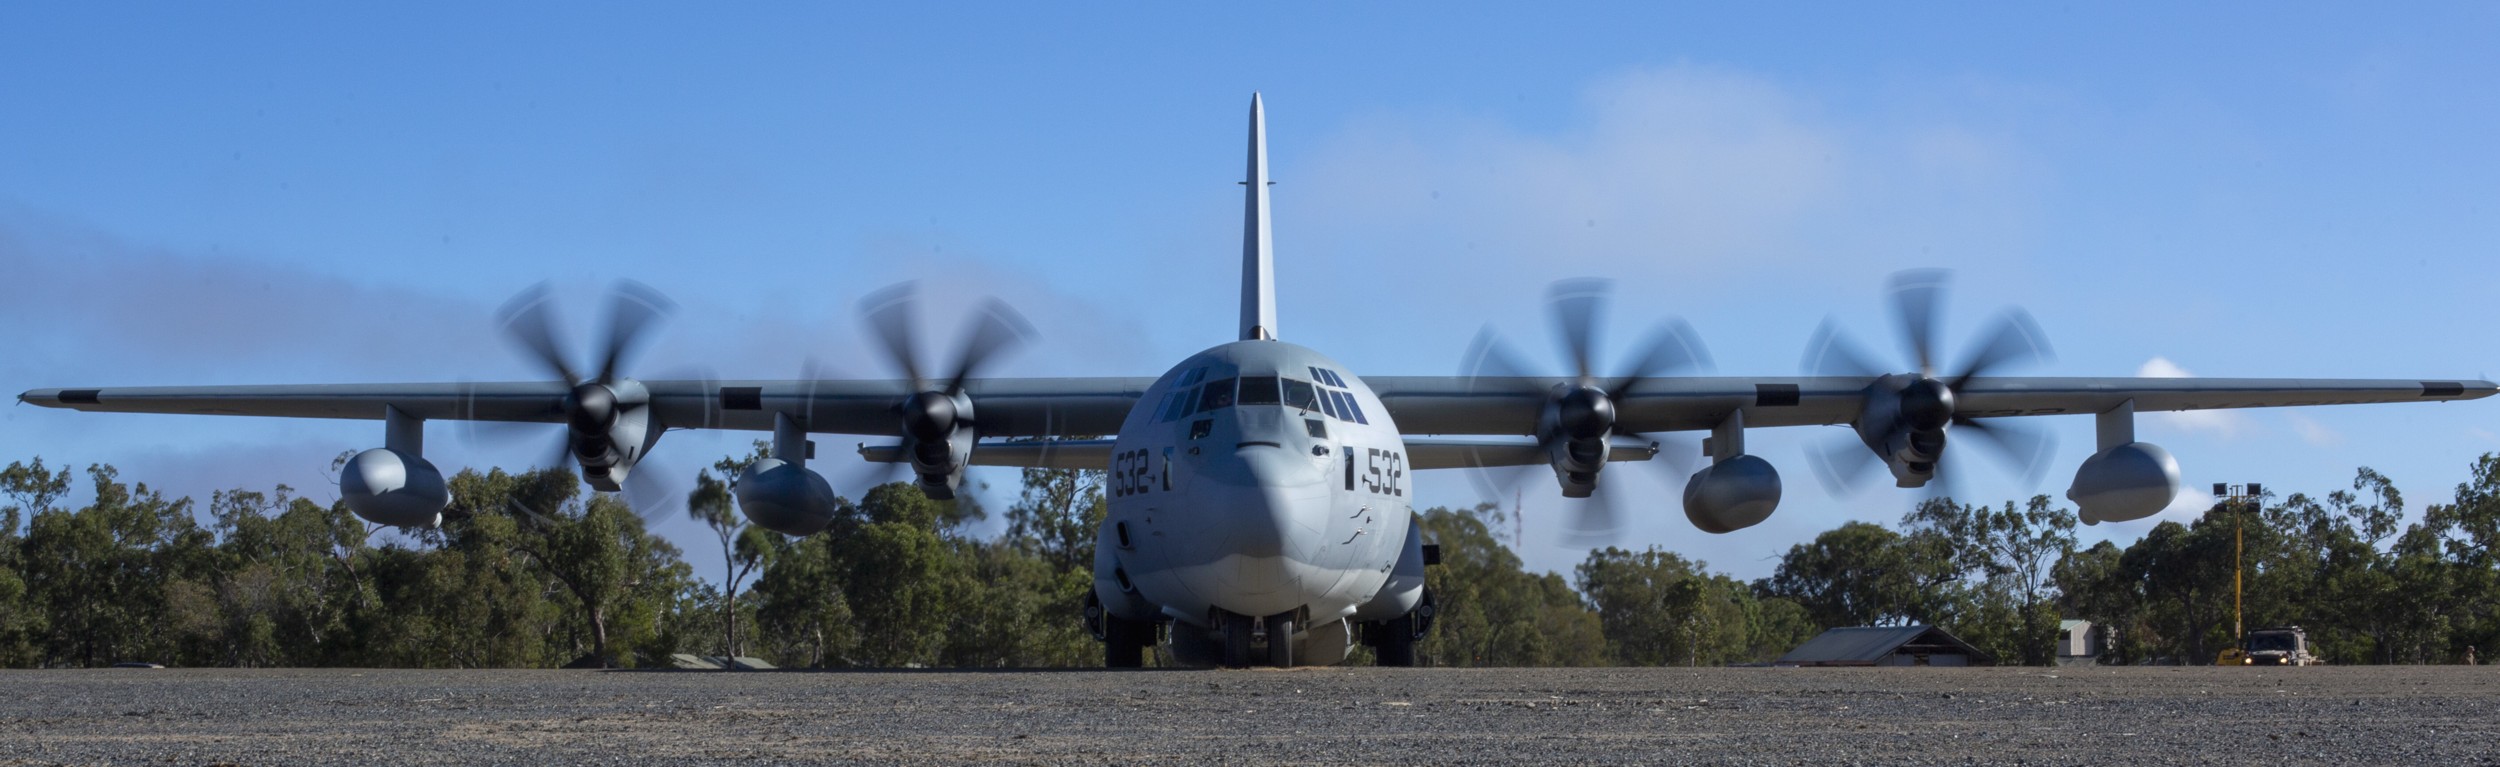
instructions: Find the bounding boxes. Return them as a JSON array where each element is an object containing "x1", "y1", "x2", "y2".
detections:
[
  {"x1": 855, "y1": 281, "x2": 1036, "y2": 498},
  {"x1": 1460, "y1": 278, "x2": 1713, "y2": 545},
  {"x1": 474, "y1": 280, "x2": 699, "y2": 521},
  {"x1": 1801, "y1": 269, "x2": 2056, "y2": 497}
]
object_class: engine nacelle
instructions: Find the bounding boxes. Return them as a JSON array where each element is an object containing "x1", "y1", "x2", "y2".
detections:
[
  {"x1": 735, "y1": 458, "x2": 839, "y2": 536},
  {"x1": 1683, "y1": 454, "x2": 1782, "y2": 534},
  {"x1": 340, "y1": 448, "x2": 450, "y2": 528},
  {"x1": 2067, "y1": 441, "x2": 2180, "y2": 525}
]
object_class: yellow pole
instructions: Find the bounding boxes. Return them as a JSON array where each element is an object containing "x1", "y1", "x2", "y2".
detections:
[{"x1": 2233, "y1": 495, "x2": 2244, "y2": 643}]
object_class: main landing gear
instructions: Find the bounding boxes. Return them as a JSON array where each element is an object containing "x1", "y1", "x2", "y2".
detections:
[
  {"x1": 1102, "y1": 613, "x2": 1153, "y2": 668},
  {"x1": 1088, "y1": 593, "x2": 1154, "y2": 668},
  {"x1": 1362, "y1": 589, "x2": 1435, "y2": 667}
]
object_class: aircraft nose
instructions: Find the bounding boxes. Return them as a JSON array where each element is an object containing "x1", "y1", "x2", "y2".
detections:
[
  {"x1": 1213, "y1": 439, "x2": 1327, "y2": 490},
  {"x1": 1193, "y1": 443, "x2": 1331, "y2": 608},
  {"x1": 1205, "y1": 445, "x2": 1327, "y2": 556}
]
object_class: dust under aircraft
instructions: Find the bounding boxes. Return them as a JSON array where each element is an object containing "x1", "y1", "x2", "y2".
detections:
[{"x1": 21, "y1": 94, "x2": 2494, "y2": 668}]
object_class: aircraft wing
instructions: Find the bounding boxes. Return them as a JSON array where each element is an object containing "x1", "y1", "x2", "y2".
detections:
[
  {"x1": 17, "y1": 377, "x2": 1154, "y2": 439},
  {"x1": 1371, "y1": 375, "x2": 2498, "y2": 436},
  {"x1": 21, "y1": 375, "x2": 2493, "y2": 472},
  {"x1": 1402, "y1": 437, "x2": 1660, "y2": 470}
]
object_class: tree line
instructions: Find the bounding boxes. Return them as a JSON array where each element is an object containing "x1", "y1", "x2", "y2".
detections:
[{"x1": 0, "y1": 451, "x2": 2492, "y2": 668}]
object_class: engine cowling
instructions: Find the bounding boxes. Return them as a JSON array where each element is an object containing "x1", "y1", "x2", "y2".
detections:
[
  {"x1": 735, "y1": 458, "x2": 839, "y2": 536},
  {"x1": 2067, "y1": 442, "x2": 2180, "y2": 525},
  {"x1": 340, "y1": 448, "x2": 450, "y2": 528},
  {"x1": 1683, "y1": 454, "x2": 1782, "y2": 534}
]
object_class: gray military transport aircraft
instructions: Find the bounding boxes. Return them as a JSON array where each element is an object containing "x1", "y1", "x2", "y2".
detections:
[{"x1": 20, "y1": 94, "x2": 2496, "y2": 668}]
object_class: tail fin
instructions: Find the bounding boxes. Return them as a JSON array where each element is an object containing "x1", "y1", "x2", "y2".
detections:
[{"x1": 1239, "y1": 93, "x2": 1277, "y2": 342}]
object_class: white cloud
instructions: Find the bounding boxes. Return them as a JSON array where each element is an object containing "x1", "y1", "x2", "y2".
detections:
[
  {"x1": 2285, "y1": 413, "x2": 2342, "y2": 447},
  {"x1": 1297, "y1": 68, "x2": 1843, "y2": 280},
  {"x1": 1284, "y1": 64, "x2": 2043, "y2": 331},
  {"x1": 2155, "y1": 484, "x2": 2220, "y2": 525},
  {"x1": 2136, "y1": 357, "x2": 2253, "y2": 438}
]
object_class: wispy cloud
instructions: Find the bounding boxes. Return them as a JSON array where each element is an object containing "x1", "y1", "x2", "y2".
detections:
[
  {"x1": 1287, "y1": 64, "x2": 2043, "y2": 330},
  {"x1": 2285, "y1": 413, "x2": 2342, "y2": 447},
  {"x1": 0, "y1": 205, "x2": 499, "y2": 384},
  {"x1": 2154, "y1": 484, "x2": 2220, "y2": 525}
]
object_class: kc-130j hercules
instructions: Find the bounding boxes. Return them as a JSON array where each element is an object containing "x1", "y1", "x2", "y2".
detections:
[{"x1": 21, "y1": 94, "x2": 2495, "y2": 668}]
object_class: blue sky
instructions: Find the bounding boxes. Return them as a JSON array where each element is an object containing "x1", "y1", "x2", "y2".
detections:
[{"x1": 3, "y1": 3, "x2": 2495, "y2": 583}]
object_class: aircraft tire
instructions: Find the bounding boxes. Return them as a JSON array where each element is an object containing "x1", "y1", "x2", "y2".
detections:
[
  {"x1": 1223, "y1": 614, "x2": 1254, "y2": 668},
  {"x1": 1373, "y1": 616, "x2": 1417, "y2": 667},
  {"x1": 1264, "y1": 614, "x2": 1294, "y2": 668},
  {"x1": 1103, "y1": 614, "x2": 1149, "y2": 668}
]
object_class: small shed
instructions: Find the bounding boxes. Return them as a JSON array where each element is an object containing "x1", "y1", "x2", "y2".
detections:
[
  {"x1": 1777, "y1": 624, "x2": 1992, "y2": 667},
  {"x1": 2056, "y1": 619, "x2": 2106, "y2": 666}
]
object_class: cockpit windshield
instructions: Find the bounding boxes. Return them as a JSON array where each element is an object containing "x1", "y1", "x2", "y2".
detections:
[
  {"x1": 1283, "y1": 378, "x2": 1319, "y2": 411},
  {"x1": 1181, "y1": 372, "x2": 1336, "y2": 416},
  {"x1": 1238, "y1": 376, "x2": 1281, "y2": 405},
  {"x1": 1197, "y1": 378, "x2": 1238, "y2": 412}
]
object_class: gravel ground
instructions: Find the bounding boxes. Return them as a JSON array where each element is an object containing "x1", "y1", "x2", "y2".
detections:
[{"x1": 0, "y1": 665, "x2": 2494, "y2": 765}]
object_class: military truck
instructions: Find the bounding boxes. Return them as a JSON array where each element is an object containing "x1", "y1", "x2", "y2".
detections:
[{"x1": 2217, "y1": 626, "x2": 2323, "y2": 666}]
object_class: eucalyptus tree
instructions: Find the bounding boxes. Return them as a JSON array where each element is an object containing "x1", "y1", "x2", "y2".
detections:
[
  {"x1": 690, "y1": 445, "x2": 774, "y2": 659},
  {"x1": 1414, "y1": 505, "x2": 1606, "y2": 667}
]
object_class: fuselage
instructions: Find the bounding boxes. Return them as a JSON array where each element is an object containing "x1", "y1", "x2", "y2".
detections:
[{"x1": 1095, "y1": 340, "x2": 1416, "y2": 659}]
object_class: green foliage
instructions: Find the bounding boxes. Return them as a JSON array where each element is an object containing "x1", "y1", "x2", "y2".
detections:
[
  {"x1": 1005, "y1": 466, "x2": 1105, "y2": 574},
  {"x1": 2046, "y1": 462, "x2": 2499, "y2": 666},
  {"x1": 690, "y1": 442, "x2": 772, "y2": 658},
  {"x1": 1898, "y1": 495, "x2": 2078, "y2": 665},
  {"x1": 1577, "y1": 547, "x2": 1757, "y2": 665},
  {"x1": 1757, "y1": 521, "x2": 1950, "y2": 629},
  {"x1": 0, "y1": 457, "x2": 72, "y2": 665},
  {"x1": 7, "y1": 452, "x2": 2500, "y2": 669},
  {"x1": 749, "y1": 531, "x2": 857, "y2": 667},
  {"x1": 1414, "y1": 505, "x2": 1607, "y2": 666},
  {"x1": 18, "y1": 465, "x2": 212, "y2": 666}
]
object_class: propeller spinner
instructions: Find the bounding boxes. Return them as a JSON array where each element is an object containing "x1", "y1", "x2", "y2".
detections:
[
  {"x1": 1802, "y1": 269, "x2": 2058, "y2": 496},
  {"x1": 857, "y1": 281, "x2": 1036, "y2": 500},
  {"x1": 478, "y1": 280, "x2": 692, "y2": 520},
  {"x1": 1459, "y1": 278, "x2": 1712, "y2": 545}
]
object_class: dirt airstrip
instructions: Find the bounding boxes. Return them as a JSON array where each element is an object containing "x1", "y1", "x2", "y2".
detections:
[{"x1": 0, "y1": 665, "x2": 2494, "y2": 765}]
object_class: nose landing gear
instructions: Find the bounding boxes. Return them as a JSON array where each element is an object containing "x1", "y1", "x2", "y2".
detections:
[{"x1": 1219, "y1": 610, "x2": 1299, "y2": 668}]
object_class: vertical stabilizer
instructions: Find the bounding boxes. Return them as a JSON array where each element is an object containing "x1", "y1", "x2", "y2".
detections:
[{"x1": 1240, "y1": 93, "x2": 1277, "y2": 341}]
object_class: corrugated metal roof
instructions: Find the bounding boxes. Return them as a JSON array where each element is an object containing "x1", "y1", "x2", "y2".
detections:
[{"x1": 1776, "y1": 624, "x2": 1989, "y2": 666}]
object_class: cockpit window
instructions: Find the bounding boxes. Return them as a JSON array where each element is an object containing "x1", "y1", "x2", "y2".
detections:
[
  {"x1": 1158, "y1": 387, "x2": 1198, "y2": 422},
  {"x1": 1317, "y1": 388, "x2": 1343, "y2": 419},
  {"x1": 1197, "y1": 378, "x2": 1237, "y2": 412},
  {"x1": 1283, "y1": 378, "x2": 1319, "y2": 411},
  {"x1": 1179, "y1": 367, "x2": 1208, "y2": 386},
  {"x1": 1238, "y1": 376, "x2": 1281, "y2": 405},
  {"x1": 1338, "y1": 391, "x2": 1369, "y2": 424}
]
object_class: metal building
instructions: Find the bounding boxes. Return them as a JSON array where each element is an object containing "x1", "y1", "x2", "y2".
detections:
[{"x1": 1776, "y1": 625, "x2": 1993, "y2": 667}]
